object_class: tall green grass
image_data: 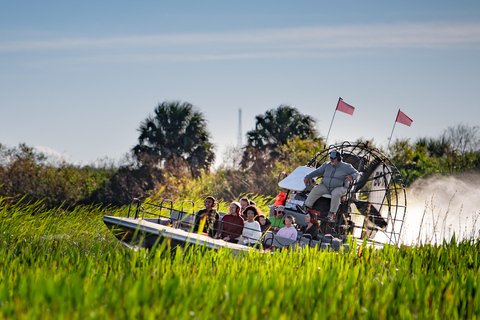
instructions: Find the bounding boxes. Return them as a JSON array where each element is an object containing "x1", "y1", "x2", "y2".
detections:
[{"x1": 1, "y1": 198, "x2": 479, "y2": 319}]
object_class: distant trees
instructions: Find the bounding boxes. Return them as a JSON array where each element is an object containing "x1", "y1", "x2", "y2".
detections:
[
  {"x1": 0, "y1": 143, "x2": 114, "y2": 208},
  {"x1": 390, "y1": 131, "x2": 480, "y2": 186},
  {"x1": 133, "y1": 101, "x2": 215, "y2": 177},
  {"x1": 87, "y1": 162, "x2": 158, "y2": 207},
  {"x1": 241, "y1": 105, "x2": 319, "y2": 171},
  {"x1": 442, "y1": 123, "x2": 480, "y2": 155},
  {"x1": 3, "y1": 102, "x2": 480, "y2": 208}
]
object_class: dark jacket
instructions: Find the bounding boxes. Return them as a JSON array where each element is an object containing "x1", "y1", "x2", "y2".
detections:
[
  {"x1": 193, "y1": 208, "x2": 220, "y2": 238},
  {"x1": 299, "y1": 224, "x2": 319, "y2": 240},
  {"x1": 256, "y1": 217, "x2": 272, "y2": 234}
]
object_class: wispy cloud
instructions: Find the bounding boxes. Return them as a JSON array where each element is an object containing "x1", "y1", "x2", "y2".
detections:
[{"x1": 1, "y1": 22, "x2": 479, "y2": 61}]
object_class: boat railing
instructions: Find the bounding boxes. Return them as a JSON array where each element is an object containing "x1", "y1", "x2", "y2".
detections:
[
  {"x1": 126, "y1": 198, "x2": 175, "y2": 220},
  {"x1": 125, "y1": 198, "x2": 347, "y2": 250},
  {"x1": 132, "y1": 198, "x2": 174, "y2": 221},
  {"x1": 126, "y1": 198, "x2": 200, "y2": 230},
  {"x1": 126, "y1": 198, "x2": 141, "y2": 218},
  {"x1": 216, "y1": 218, "x2": 266, "y2": 245},
  {"x1": 173, "y1": 200, "x2": 196, "y2": 229},
  {"x1": 215, "y1": 218, "x2": 243, "y2": 240}
]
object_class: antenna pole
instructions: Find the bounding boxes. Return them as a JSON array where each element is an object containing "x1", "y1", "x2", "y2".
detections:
[{"x1": 237, "y1": 108, "x2": 242, "y2": 148}]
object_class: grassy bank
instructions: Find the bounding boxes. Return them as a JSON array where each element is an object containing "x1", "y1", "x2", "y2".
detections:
[{"x1": 1, "y1": 199, "x2": 479, "y2": 319}]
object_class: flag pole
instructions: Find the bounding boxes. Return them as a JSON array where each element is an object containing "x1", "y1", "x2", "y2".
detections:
[
  {"x1": 387, "y1": 109, "x2": 400, "y2": 149},
  {"x1": 325, "y1": 97, "x2": 341, "y2": 147}
]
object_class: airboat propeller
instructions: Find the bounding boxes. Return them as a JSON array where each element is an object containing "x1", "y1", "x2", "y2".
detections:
[{"x1": 282, "y1": 141, "x2": 407, "y2": 246}]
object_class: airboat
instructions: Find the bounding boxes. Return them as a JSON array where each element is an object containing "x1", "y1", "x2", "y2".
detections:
[{"x1": 103, "y1": 142, "x2": 407, "y2": 252}]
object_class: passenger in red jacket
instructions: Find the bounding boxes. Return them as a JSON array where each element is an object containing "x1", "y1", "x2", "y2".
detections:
[{"x1": 215, "y1": 202, "x2": 244, "y2": 243}]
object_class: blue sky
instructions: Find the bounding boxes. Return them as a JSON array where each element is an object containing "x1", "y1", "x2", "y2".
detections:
[{"x1": 1, "y1": 1, "x2": 479, "y2": 166}]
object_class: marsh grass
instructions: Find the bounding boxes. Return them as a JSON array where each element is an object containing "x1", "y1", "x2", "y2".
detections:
[{"x1": 1, "y1": 198, "x2": 479, "y2": 319}]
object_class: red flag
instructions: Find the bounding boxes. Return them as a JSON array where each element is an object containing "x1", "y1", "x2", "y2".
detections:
[
  {"x1": 396, "y1": 110, "x2": 413, "y2": 126},
  {"x1": 336, "y1": 98, "x2": 355, "y2": 115}
]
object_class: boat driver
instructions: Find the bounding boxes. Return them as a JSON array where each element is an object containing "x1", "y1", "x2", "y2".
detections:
[{"x1": 302, "y1": 150, "x2": 359, "y2": 220}]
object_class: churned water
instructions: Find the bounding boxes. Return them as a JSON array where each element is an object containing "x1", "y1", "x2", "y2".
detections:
[{"x1": 401, "y1": 172, "x2": 480, "y2": 245}]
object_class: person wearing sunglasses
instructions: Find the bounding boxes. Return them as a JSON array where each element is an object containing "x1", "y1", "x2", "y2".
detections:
[
  {"x1": 302, "y1": 150, "x2": 359, "y2": 221},
  {"x1": 270, "y1": 205, "x2": 286, "y2": 232}
]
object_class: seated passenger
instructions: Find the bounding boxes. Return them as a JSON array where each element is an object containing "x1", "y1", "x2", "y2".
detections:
[
  {"x1": 276, "y1": 215, "x2": 298, "y2": 240},
  {"x1": 239, "y1": 205, "x2": 262, "y2": 246},
  {"x1": 215, "y1": 202, "x2": 244, "y2": 243},
  {"x1": 239, "y1": 197, "x2": 250, "y2": 221},
  {"x1": 256, "y1": 214, "x2": 272, "y2": 234},
  {"x1": 270, "y1": 205, "x2": 286, "y2": 232},
  {"x1": 193, "y1": 196, "x2": 220, "y2": 238},
  {"x1": 298, "y1": 212, "x2": 320, "y2": 240}
]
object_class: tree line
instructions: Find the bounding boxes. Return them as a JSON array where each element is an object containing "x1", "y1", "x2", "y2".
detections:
[{"x1": 1, "y1": 101, "x2": 479, "y2": 209}]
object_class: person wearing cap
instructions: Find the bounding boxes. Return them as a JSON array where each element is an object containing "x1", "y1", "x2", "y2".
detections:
[
  {"x1": 302, "y1": 150, "x2": 359, "y2": 220},
  {"x1": 215, "y1": 201, "x2": 245, "y2": 243}
]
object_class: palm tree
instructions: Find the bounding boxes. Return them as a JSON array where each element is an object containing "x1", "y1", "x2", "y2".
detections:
[
  {"x1": 133, "y1": 101, "x2": 215, "y2": 177},
  {"x1": 241, "y1": 105, "x2": 318, "y2": 170}
]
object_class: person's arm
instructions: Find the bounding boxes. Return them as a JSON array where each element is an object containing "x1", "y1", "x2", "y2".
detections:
[
  {"x1": 276, "y1": 227, "x2": 285, "y2": 237},
  {"x1": 225, "y1": 217, "x2": 243, "y2": 241},
  {"x1": 310, "y1": 226, "x2": 318, "y2": 239},
  {"x1": 243, "y1": 222, "x2": 259, "y2": 241},
  {"x1": 253, "y1": 222, "x2": 262, "y2": 241},
  {"x1": 342, "y1": 163, "x2": 359, "y2": 182},
  {"x1": 192, "y1": 211, "x2": 202, "y2": 233},
  {"x1": 304, "y1": 225, "x2": 313, "y2": 237},
  {"x1": 232, "y1": 218, "x2": 244, "y2": 239},
  {"x1": 350, "y1": 164, "x2": 360, "y2": 180},
  {"x1": 215, "y1": 216, "x2": 225, "y2": 239},
  {"x1": 271, "y1": 217, "x2": 281, "y2": 231},
  {"x1": 291, "y1": 229, "x2": 298, "y2": 240},
  {"x1": 212, "y1": 212, "x2": 220, "y2": 237},
  {"x1": 242, "y1": 223, "x2": 251, "y2": 239},
  {"x1": 304, "y1": 163, "x2": 327, "y2": 185},
  {"x1": 264, "y1": 219, "x2": 272, "y2": 232}
]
